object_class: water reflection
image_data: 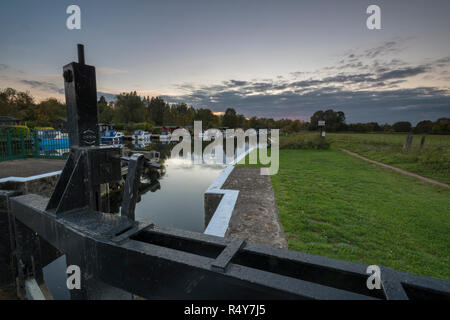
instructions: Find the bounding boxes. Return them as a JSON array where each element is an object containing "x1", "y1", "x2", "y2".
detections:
[
  {"x1": 105, "y1": 168, "x2": 162, "y2": 214},
  {"x1": 43, "y1": 255, "x2": 70, "y2": 300},
  {"x1": 107, "y1": 139, "x2": 227, "y2": 232},
  {"x1": 134, "y1": 158, "x2": 225, "y2": 232}
]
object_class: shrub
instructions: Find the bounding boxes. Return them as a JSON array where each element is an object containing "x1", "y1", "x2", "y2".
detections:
[
  {"x1": 432, "y1": 118, "x2": 450, "y2": 134},
  {"x1": 280, "y1": 134, "x2": 330, "y2": 150},
  {"x1": 135, "y1": 122, "x2": 153, "y2": 131},
  {"x1": 124, "y1": 123, "x2": 136, "y2": 135},
  {"x1": 0, "y1": 125, "x2": 30, "y2": 136},
  {"x1": 393, "y1": 121, "x2": 412, "y2": 133},
  {"x1": 414, "y1": 120, "x2": 433, "y2": 134},
  {"x1": 420, "y1": 147, "x2": 450, "y2": 169},
  {"x1": 26, "y1": 121, "x2": 36, "y2": 129},
  {"x1": 114, "y1": 123, "x2": 125, "y2": 130}
]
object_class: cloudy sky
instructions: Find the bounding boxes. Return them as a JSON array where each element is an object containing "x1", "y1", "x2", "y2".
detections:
[{"x1": 0, "y1": 0, "x2": 449, "y2": 124}]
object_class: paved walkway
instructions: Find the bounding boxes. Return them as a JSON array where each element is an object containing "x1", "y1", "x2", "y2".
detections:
[
  {"x1": 341, "y1": 149, "x2": 449, "y2": 189},
  {"x1": 222, "y1": 167, "x2": 288, "y2": 249},
  {"x1": 0, "y1": 159, "x2": 66, "y2": 179}
]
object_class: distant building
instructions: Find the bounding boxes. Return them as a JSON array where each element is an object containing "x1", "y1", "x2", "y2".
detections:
[
  {"x1": 153, "y1": 125, "x2": 193, "y2": 133},
  {"x1": 0, "y1": 116, "x2": 21, "y2": 126},
  {"x1": 98, "y1": 123, "x2": 113, "y2": 133}
]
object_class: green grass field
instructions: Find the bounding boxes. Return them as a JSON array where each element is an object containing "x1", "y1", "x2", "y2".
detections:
[
  {"x1": 240, "y1": 148, "x2": 450, "y2": 280},
  {"x1": 327, "y1": 133, "x2": 450, "y2": 184}
]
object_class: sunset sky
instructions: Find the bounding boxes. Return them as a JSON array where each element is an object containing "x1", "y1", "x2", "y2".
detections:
[{"x1": 0, "y1": 0, "x2": 449, "y2": 124}]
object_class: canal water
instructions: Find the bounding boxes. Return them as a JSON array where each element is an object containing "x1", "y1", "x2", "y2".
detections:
[
  {"x1": 134, "y1": 158, "x2": 226, "y2": 232},
  {"x1": 43, "y1": 139, "x2": 237, "y2": 299}
]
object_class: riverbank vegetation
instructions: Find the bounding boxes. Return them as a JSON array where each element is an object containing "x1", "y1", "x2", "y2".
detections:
[{"x1": 279, "y1": 132, "x2": 330, "y2": 150}]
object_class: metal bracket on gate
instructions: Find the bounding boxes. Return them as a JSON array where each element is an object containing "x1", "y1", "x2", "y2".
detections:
[
  {"x1": 121, "y1": 154, "x2": 145, "y2": 221},
  {"x1": 211, "y1": 238, "x2": 245, "y2": 273}
]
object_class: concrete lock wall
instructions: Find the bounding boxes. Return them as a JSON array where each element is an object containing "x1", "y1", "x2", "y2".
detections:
[{"x1": 0, "y1": 175, "x2": 60, "y2": 199}]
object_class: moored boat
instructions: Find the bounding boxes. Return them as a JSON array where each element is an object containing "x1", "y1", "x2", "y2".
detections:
[{"x1": 101, "y1": 129, "x2": 124, "y2": 146}]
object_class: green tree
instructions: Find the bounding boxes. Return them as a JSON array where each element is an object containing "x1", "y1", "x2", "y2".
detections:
[
  {"x1": 35, "y1": 98, "x2": 66, "y2": 126},
  {"x1": 222, "y1": 108, "x2": 238, "y2": 128},
  {"x1": 148, "y1": 97, "x2": 167, "y2": 126},
  {"x1": 114, "y1": 91, "x2": 146, "y2": 123},
  {"x1": 414, "y1": 120, "x2": 433, "y2": 134},
  {"x1": 99, "y1": 103, "x2": 116, "y2": 123},
  {"x1": 195, "y1": 108, "x2": 216, "y2": 128},
  {"x1": 309, "y1": 109, "x2": 346, "y2": 131},
  {"x1": 432, "y1": 118, "x2": 450, "y2": 134},
  {"x1": 98, "y1": 96, "x2": 108, "y2": 114},
  {"x1": 0, "y1": 88, "x2": 36, "y2": 121},
  {"x1": 287, "y1": 120, "x2": 302, "y2": 132},
  {"x1": 392, "y1": 121, "x2": 412, "y2": 133}
]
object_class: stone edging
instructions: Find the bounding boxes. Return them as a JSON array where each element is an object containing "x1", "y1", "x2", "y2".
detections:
[
  {"x1": 0, "y1": 171, "x2": 62, "y2": 183},
  {"x1": 203, "y1": 147, "x2": 256, "y2": 237}
]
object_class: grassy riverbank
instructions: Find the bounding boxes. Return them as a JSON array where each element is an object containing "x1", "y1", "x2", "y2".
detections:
[{"x1": 240, "y1": 148, "x2": 450, "y2": 280}]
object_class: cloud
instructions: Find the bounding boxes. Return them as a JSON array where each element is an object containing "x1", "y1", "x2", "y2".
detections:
[
  {"x1": 162, "y1": 52, "x2": 450, "y2": 124},
  {"x1": 97, "y1": 67, "x2": 128, "y2": 75},
  {"x1": 328, "y1": 40, "x2": 413, "y2": 75},
  {"x1": 17, "y1": 79, "x2": 117, "y2": 102},
  {"x1": 19, "y1": 80, "x2": 64, "y2": 94},
  {"x1": 433, "y1": 56, "x2": 450, "y2": 68},
  {"x1": 0, "y1": 64, "x2": 10, "y2": 71},
  {"x1": 377, "y1": 66, "x2": 430, "y2": 81},
  {"x1": 164, "y1": 85, "x2": 450, "y2": 124},
  {"x1": 364, "y1": 40, "x2": 403, "y2": 59},
  {"x1": 16, "y1": 79, "x2": 117, "y2": 104},
  {"x1": 0, "y1": 63, "x2": 25, "y2": 75},
  {"x1": 227, "y1": 80, "x2": 248, "y2": 87}
]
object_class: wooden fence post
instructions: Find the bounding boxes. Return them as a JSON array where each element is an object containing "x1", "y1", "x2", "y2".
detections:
[
  {"x1": 420, "y1": 135, "x2": 426, "y2": 150},
  {"x1": 6, "y1": 131, "x2": 12, "y2": 160},
  {"x1": 20, "y1": 132, "x2": 25, "y2": 157},
  {"x1": 33, "y1": 131, "x2": 40, "y2": 157},
  {"x1": 402, "y1": 135, "x2": 414, "y2": 151}
]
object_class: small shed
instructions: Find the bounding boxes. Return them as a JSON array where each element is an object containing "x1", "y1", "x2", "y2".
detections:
[
  {"x1": 0, "y1": 116, "x2": 21, "y2": 126},
  {"x1": 98, "y1": 123, "x2": 113, "y2": 133}
]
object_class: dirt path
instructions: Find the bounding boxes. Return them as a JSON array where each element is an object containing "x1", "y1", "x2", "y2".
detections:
[{"x1": 341, "y1": 148, "x2": 449, "y2": 189}]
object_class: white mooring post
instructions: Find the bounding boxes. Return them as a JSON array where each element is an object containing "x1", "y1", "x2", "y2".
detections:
[{"x1": 318, "y1": 120, "x2": 326, "y2": 137}]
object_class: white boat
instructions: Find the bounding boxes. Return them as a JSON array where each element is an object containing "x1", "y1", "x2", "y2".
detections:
[
  {"x1": 132, "y1": 130, "x2": 151, "y2": 143},
  {"x1": 159, "y1": 129, "x2": 171, "y2": 140},
  {"x1": 196, "y1": 130, "x2": 212, "y2": 140},
  {"x1": 196, "y1": 130, "x2": 204, "y2": 139},
  {"x1": 116, "y1": 131, "x2": 125, "y2": 140}
]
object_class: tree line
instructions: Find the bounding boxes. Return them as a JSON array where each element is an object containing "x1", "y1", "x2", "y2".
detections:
[
  {"x1": 309, "y1": 110, "x2": 450, "y2": 134},
  {"x1": 1, "y1": 88, "x2": 449, "y2": 134},
  {"x1": 0, "y1": 88, "x2": 65, "y2": 128}
]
